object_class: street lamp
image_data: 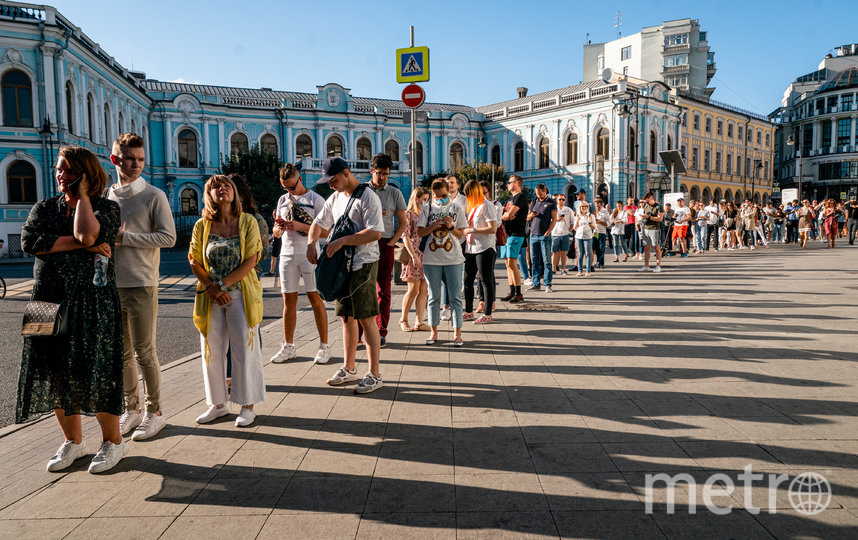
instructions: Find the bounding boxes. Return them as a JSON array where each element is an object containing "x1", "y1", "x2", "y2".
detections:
[
  {"x1": 753, "y1": 158, "x2": 762, "y2": 202},
  {"x1": 40, "y1": 118, "x2": 55, "y2": 196},
  {"x1": 476, "y1": 136, "x2": 486, "y2": 184},
  {"x1": 616, "y1": 93, "x2": 640, "y2": 199},
  {"x1": 785, "y1": 134, "x2": 802, "y2": 200}
]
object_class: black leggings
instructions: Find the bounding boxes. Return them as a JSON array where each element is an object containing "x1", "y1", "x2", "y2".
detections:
[{"x1": 464, "y1": 248, "x2": 496, "y2": 316}]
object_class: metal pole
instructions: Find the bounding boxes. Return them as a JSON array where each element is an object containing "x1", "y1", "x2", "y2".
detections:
[
  {"x1": 798, "y1": 142, "x2": 802, "y2": 201},
  {"x1": 409, "y1": 25, "x2": 416, "y2": 192}
]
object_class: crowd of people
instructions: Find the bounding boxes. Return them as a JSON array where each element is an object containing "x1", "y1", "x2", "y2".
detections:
[{"x1": 16, "y1": 132, "x2": 857, "y2": 475}]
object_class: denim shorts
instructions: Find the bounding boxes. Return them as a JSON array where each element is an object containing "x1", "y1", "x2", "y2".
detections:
[
  {"x1": 499, "y1": 235, "x2": 525, "y2": 259},
  {"x1": 551, "y1": 234, "x2": 570, "y2": 252}
]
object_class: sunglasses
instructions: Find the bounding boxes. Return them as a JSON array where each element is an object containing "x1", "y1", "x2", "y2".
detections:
[{"x1": 284, "y1": 176, "x2": 301, "y2": 191}]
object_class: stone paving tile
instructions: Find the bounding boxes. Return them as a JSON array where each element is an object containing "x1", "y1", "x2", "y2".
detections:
[
  {"x1": 257, "y1": 513, "x2": 361, "y2": 539},
  {"x1": 273, "y1": 475, "x2": 371, "y2": 515},
  {"x1": 356, "y1": 512, "x2": 457, "y2": 539},
  {"x1": 552, "y1": 510, "x2": 665, "y2": 539},
  {"x1": 455, "y1": 473, "x2": 548, "y2": 512},
  {"x1": 93, "y1": 472, "x2": 205, "y2": 518},
  {"x1": 0, "y1": 479, "x2": 126, "y2": 519},
  {"x1": 649, "y1": 509, "x2": 775, "y2": 539},
  {"x1": 65, "y1": 516, "x2": 174, "y2": 539},
  {"x1": 181, "y1": 473, "x2": 286, "y2": 516},
  {"x1": 754, "y1": 509, "x2": 858, "y2": 540},
  {"x1": 528, "y1": 442, "x2": 620, "y2": 474},
  {"x1": 363, "y1": 474, "x2": 455, "y2": 513},
  {"x1": 0, "y1": 518, "x2": 84, "y2": 539},
  {"x1": 455, "y1": 511, "x2": 559, "y2": 539},
  {"x1": 538, "y1": 472, "x2": 640, "y2": 511},
  {"x1": 678, "y1": 440, "x2": 790, "y2": 471},
  {"x1": 159, "y1": 515, "x2": 267, "y2": 540}
]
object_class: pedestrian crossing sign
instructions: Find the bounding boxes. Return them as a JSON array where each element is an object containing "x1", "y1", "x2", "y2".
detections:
[{"x1": 396, "y1": 46, "x2": 430, "y2": 83}]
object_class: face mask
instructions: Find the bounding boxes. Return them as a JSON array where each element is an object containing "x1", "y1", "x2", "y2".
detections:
[{"x1": 435, "y1": 197, "x2": 449, "y2": 205}]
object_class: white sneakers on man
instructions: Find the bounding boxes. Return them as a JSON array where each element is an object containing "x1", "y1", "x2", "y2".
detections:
[
  {"x1": 314, "y1": 344, "x2": 332, "y2": 364},
  {"x1": 131, "y1": 412, "x2": 167, "y2": 441},
  {"x1": 46, "y1": 440, "x2": 88, "y2": 472},
  {"x1": 270, "y1": 343, "x2": 297, "y2": 364},
  {"x1": 88, "y1": 439, "x2": 128, "y2": 474},
  {"x1": 119, "y1": 409, "x2": 144, "y2": 436}
]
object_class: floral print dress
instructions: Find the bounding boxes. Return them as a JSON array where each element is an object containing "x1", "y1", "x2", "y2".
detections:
[
  {"x1": 400, "y1": 209, "x2": 424, "y2": 282},
  {"x1": 17, "y1": 195, "x2": 123, "y2": 423}
]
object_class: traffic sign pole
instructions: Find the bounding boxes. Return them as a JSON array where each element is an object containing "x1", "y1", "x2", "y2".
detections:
[{"x1": 410, "y1": 26, "x2": 416, "y2": 192}]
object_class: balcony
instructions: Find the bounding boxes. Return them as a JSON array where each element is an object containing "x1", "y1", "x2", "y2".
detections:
[
  {"x1": 663, "y1": 43, "x2": 690, "y2": 53},
  {"x1": 663, "y1": 64, "x2": 690, "y2": 74},
  {"x1": 300, "y1": 157, "x2": 401, "y2": 172}
]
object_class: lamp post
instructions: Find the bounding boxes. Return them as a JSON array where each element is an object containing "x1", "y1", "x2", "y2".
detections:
[
  {"x1": 786, "y1": 134, "x2": 802, "y2": 200},
  {"x1": 753, "y1": 158, "x2": 762, "y2": 202},
  {"x1": 40, "y1": 118, "x2": 55, "y2": 196},
  {"x1": 476, "y1": 136, "x2": 486, "y2": 186},
  {"x1": 616, "y1": 92, "x2": 639, "y2": 199}
]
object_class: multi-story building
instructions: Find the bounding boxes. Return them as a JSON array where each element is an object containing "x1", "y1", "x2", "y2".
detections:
[
  {"x1": 770, "y1": 44, "x2": 858, "y2": 202},
  {"x1": 583, "y1": 18, "x2": 716, "y2": 99},
  {"x1": 675, "y1": 94, "x2": 776, "y2": 204}
]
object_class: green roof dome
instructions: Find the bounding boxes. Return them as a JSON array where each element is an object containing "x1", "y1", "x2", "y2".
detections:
[{"x1": 817, "y1": 67, "x2": 858, "y2": 94}]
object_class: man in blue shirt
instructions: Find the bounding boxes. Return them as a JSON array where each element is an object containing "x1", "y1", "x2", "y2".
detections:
[
  {"x1": 526, "y1": 184, "x2": 557, "y2": 293},
  {"x1": 785, "y1": 200, "x2": 799, "y2": 244}
]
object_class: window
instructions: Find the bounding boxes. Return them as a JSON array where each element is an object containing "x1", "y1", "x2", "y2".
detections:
[
  {"x1": 230, "y1": 132, "x2": 249, "y2": 156},
  {"x1": 843, "y1": 94, "x2": 853, "y2": 112},
  {"x1": 663, "y1": 54, "x2": 688, "y2": 67},
  {"x1": 514, "y1": 141, "x2": 524, "y2": 171},
  {"x1": 747, "y1": 127, "x2": 753, "y2": 143},
  {"x1": 649, "y1": 131, "x2": 657, "y2": 163},
  {"x1": 821, "y1": 122, "x2": 832, "y2": 148},
  {"x1": 664, "y1": 33, "x2": 689, "y2": 47},
  {"x1": 726, "y1": 154, "x2": 732, "y2": 174},
  {"x1": 802, "y1": 124, "x2": 813, "y2": 150},
  {"x1": 715, "y1": 151, "x2": 722, "y2": 173},
  {"x1": 65, "y1": 81, "x2": 74, "y2": 134},
  {"x1": 693, "y1": 113, "x2": 700, "y2": 130},
  {"x1": 745, "y1": 157, "x2": 751, "y2": 177},
  {"x1": 596, "y1": 127, "x2": 609, "y2": 159},
  {"x1": 736, "y1": 154, "x2": 742, "y2": 176},
  {"x1": 177, "y1": 129, "x2": 197, "y2": 167},
  {"x1": 737, "y1": 125, "x2": 744, "y2": 141},
  {"x1": 326, "y1": 134, "x2": 343, "y2": 157},
  {"x1": 714, "y1": 188, "x2": 722, "y2": 201},
  {"x1": 180, "y1": 188, "x2": 198, "y2": 215},
  {"x1": 449, "y1": 142, "x2": 464, "y2": 173},
  {"x1": 725, "y1": 189, "x2": 732, "y2": 202},
  {"x1": 667, "y1": 74, "x2": 688, "y2": 87},
  {"x1": 356, "y1": 137, "x2": 372, "y2": 160},
  {"x1": 628, "y1": 127, "x2": 636, "y2": 160},
  {"x1": 6, "y1": 160, "x2": 36, "y2": 203},
  {"x1": 756, "y1": 130, "x2": 761, "y2": 145},
  {"x1": 261, "y1": 134, "x2": 278, "y2": 156},
  {"x1": 667, "y1": 135, "x2": 672, "y2": 150},
  {"x1": 491, "y1": 145, "x2": 501, "y2": 166},
  {"x1": 131, "y1": 118, "x2": 136, "y2": 134},
  {"x1": 623, "y1": 66, "x2": 629, "y2": 75},
  {"x1": 680, "y1": 145, "x2": 687, "y2": 160},
  {"x1": 727, "y1": 123, "x2": 733, "y2": 138},
  {"x1": 837, "y1": 119, "x2": 850, "y2": 146},
  {"x1": 409, "y1": 141, "x2": 423, "y2": 173},
  {"x1": 538, "y1": 137, "x2": 549, "y2": 168},
  {"x1": 705, "y1": 117, "x2": 711, "y2": 133},
  {"x1": 764, "y1": 132, "x2": 770, "y2": 147},
  {"x1": 2, "y1": 70, "x2": 33, "y2": 127},
  {"x1": 117, "y1": 112, "x2": 124, "y2": 134},
  {"x1": 384, "y1": 139, "x2": 399, "y2": 162},
  {"x1": 691, "y1": 147, "x2": 699, "y2": 169},
  {"x1": 566, "y1": 132, "x2": 578, "y2": 165},
  {"x1": 621, "y1": 46, "x2": 632, "y2": 61},
  {"x1": 296, "y1": 134, "x2": 312, "y2": 159},
  {"x1": 716, "y1": 120, "x2": 723, "y2": 136},
  {"x1": 699, "y1": 31, "x2": 707, "y2": 42},
  {"x1": 764, "y1": 160, "x2": 769, "y2": 180},
  {"x1": 103, "y1": 103, "x2": 111, "y2": 144},
  {"x1": 691, "y1": 186, "x2": 700, "y2": 201},
  {"x1": 87, "y1": 94, "x2": 95, "y2": 142},
  {"x1": 703, "y1": 149, "x2": 710, "y2": 171},
  {"x1": 682, "y1": 114, "x2": 687, "y2": 127}
]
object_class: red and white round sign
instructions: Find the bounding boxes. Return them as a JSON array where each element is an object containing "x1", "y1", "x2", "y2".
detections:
[{"x1": 401, "y1": 84, "x2": 425, "y2": 108}]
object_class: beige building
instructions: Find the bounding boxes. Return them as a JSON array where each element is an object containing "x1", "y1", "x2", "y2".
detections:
[{"x1": 676, "y1": 94, "x2": 776, "y2": 204}]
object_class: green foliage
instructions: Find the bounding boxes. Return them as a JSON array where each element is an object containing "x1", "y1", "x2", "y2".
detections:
[
  {"x1": 221, "y1": 144, "x2": 284, "y2": 221},
  {"x1": 457, "y1": 162, "x2": 509, "y2": 201},
  {"x1": 421, "y1": 171, "x2": 448, "y2": 189}
]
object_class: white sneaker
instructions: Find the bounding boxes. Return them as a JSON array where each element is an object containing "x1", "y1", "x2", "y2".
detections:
[
  {"x1": 88, "y1": 439, "x2": 128, "y2": 474},
  {"x1": 119, "y1": 409, "x2": 144, "y2": 436},
  {"x1": 750, "y1": 245, "x2": 755, "y2": 250},
  {"x1": 440, "y1": 308, "x2": 451, "y2": 321},
  {"x1": 235, "y1": 407, "x2": 256, "y2": 427},
  {"x1": 313, "y1": 344, "x2": 332, "y2": 364},
  {"x1": 354, "y1": 372, "x2": 384, "y2": 394},
  {"x1": 523, "y1": 278, "x2": 533, "y2": 286},
  {"x1": 196, "y1": 405, "x2": 230, "y2": 424},
  {"x1": 131, "y1": 412, "x2": 166, "y2": 441},
  {"x1": 327, "y1": 366, "x2": 360, "y2": 386},
  {"x1": 739, "y1": 246, "x2": 747, "y2": 250},
  {"x1": 545, "y1": 287, "x2": 553, "y2": 293},
  {"x1": 46, "y1": 440, "x2": 88, "y2": 472},
  {"x1": 526, "y1": 284, "x2": 541, "y2": 291},
  {"x1": 638, "y1": 266, "x2": 648, "y2": 272},
  {"x1": 653, "y1": 266, "x2": 662, "y2": 273},
  {"x1": 271, "y1": 343, "x2": 297, "y2": 364}
]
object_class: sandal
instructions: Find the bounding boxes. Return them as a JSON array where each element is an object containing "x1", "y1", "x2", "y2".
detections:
[
  {"x1": 453, "y1": 338, "x2": 464, "y2": 347},
  {"x1": 414, "y1": 323, "x2": 430, "y2": 332},
  {"x1": 399, "y1": 320, "x2": 412, "y2": 332},
  {"x1": 476, "y1": 302, "x2": 485, "y2": 313}
]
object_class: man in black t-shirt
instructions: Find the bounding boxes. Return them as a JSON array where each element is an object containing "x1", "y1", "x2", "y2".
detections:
[
  {"x1": 847, "y1": 198, "x2": 858, "y2": 245},
  {"x1": 500, "y1": 175, "x2": 529, "y2": 303}
]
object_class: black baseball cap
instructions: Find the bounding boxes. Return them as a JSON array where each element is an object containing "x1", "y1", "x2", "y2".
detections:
[{"x1": 318, "y1": 157, "x2": 349, "y2": 184}]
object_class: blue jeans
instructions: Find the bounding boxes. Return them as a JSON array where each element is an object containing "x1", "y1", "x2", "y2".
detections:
[
  {"x1": 517, "y1": 241, "x2": 529, "y2": 280},
  {"x1": 575, "y1": 238, "x2": 593, "y2": 273},
  {"x1": 694, "y1": 223, "x2": 707, "y2": 251},
  {"x1": 529, "y1": 234, "x2": 553, "y2": 287},
  {"x1": 593, "y1": 234, "x2": 606, "y2": 267},
  {"x1": 612, "y1": 233, "x2": 628, "y2": 256},
  {"x1": 772, "y1": 223, "x2": 784, "y2": 242},
  {"x1": 424, "y1": 263, "x2": 464, "y2": 329}
]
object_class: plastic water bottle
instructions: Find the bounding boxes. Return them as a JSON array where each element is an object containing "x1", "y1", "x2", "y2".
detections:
[{"x1": 93, "y1": 254, "x2": 108, "y2": 287}]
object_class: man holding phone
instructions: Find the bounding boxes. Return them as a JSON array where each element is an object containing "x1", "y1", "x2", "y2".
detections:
[{"x1": 107, "y1": 133, "x2": 176, "y2": 441}]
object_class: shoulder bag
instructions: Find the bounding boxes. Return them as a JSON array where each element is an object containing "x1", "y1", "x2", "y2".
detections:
[
  {"x1": 22, "y1": 280, "x2": 79, "y2": 337},
  {"x1": 315, "y1": 184, "x2": 367, "y2": 302}
]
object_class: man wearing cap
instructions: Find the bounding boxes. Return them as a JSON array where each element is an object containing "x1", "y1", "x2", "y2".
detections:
[
  {"x1": 705, "y1": 199, "x2": 721, "y2": 250},
  {"x1": 638, "y1": 191, "x2": 664, "y2": 272},
  {"x1": 671, "y1": 197, "x2": 690, "y2": 257},
  {"x1": 308, "y1": 158, "x2": 386, "y2": 394}
]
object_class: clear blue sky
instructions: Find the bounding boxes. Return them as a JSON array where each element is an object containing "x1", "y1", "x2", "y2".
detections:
[{"x1": 49, "y1": 0, "x2": 856, "y2": 115}]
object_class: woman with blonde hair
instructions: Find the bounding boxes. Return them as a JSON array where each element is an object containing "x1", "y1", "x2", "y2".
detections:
[
  {"x1": 189, "y1": 175, "x2": 265, "y2": 427},
  {"x1": 462, "y1": 179, "x2": 498, "y2": 324},
  {"x1": 399, "y1": 187, "x2": 430, "y2": 331},
  {"x1": 572, "y1": 201, "x2": 596, "y2": 277}
]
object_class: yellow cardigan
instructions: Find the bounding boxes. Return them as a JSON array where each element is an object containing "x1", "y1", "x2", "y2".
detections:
[{"x1": 189, "y1": 212, "x2": 263, "y2": 361}]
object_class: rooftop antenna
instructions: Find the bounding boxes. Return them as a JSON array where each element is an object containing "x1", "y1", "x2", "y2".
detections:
[
  {"x1": 585, "y1": 32, "x2": 590, "y2": 45},
  {"x1": 613, "y1": 10, "x2": 623, "y2": 39}
]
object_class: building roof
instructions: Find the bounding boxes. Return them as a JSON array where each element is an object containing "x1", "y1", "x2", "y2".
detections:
[
  {"x1": 816, "y1": 67, "x2": 858, "y2": 94},
  {"x1": 141, "y1": 80, "x2": 475, "y2": 113},
  {"x1": 475, "y1": 81, "x2": 606, "y2": 112}
]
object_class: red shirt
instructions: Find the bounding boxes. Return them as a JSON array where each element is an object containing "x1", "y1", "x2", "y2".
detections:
[{"x1": 624, "y1": 205, "x2": 637, "y2": 224}]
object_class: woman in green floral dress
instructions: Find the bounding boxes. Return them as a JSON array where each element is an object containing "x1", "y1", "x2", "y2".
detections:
[{"x1": 18, "y1": 145, "x2": 126, "y2": 474}]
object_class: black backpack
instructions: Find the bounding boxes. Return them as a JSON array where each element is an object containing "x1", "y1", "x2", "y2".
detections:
[{"x1": 315, "y1": 184, "x2": 368, "y2": 302}]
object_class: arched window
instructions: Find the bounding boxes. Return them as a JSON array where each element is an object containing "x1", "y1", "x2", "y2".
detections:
[
  {"x1": 296, "y1": 134, "x2": 312, "y2": 160},
  {"x1": 703, "y1": 187, "x2": 711, "y2": 203},
  {"x1": 628, "y1": 181, "x2": 636, "y2": 199},
  {"x1": 65, "y1": 81, "x2": 74, "y2": 134},
  {"x1": 261, "y1": 134, "x2": 278, "y2": 156},
  {"x1": 714, "y1": 188, "x2": 722, "y2": 202},
  {"x1": 667, "y1": 134, "x2": 673, "y2": 151},
  {"x1": 326, "y1": 134, "x2": 343, "y2": 157},
  {"x1": 753, "y1": 192, "x2": 761, "y2": 204},
  {"x1": 596, "y1": 127, "x2": 609, "y2": 159},
  {"x1": 2, "y1": 70, "x2": 33, "y2": 127},
  {"x1": 513, "y1": 141, "x2": 524, "y2": 171},
  {"x1": 356, "y1": 137, "x2": 372, "y2": 161},
  {"x1": 491, "y1": 145, "x2": 500, "y2": 166},
  {"x1": 103, "y1": 103, "x2": 111, "y2": 145},
  {"x1": 87, "y1": 94, "x2": 96, "y2": 142},
  {"x1": 566, "y1": 133, "x2": 578, "y2": 165},
  {"x1": 117, "y1": 111, "x2": 124, "y2": 134},
  {"x1": 735, "y1": 192, "x2": 743, "y2": 205},
  {"x1": 231, "y1": 132, "x2": 248, "y2": 156},
  {"x1": 178, "y1": 129, "x2": 197, "y2": 168},
  {"x1": 691, "y1": 186, "x2": 700, "y2": 201},
  {"x1": 131, "y1": 118, "x2": 137, "y2": 134},
  {"x1": 649, "y1": 131, "x2": 657, "y2": 163},
  {"x1": 409, "y1": 141, "x2": 423, "y2": 173},
  {"x1": 181, "y1": 188, "x2": 199, "y2": 215},
  {"x1": 628, "y1": 127, "x2": 636, "y2": 160},
  {"x1": 538, "y1": 137, "x2": 550, "y2": 169},
  {"x1": 680, "y1": 184, "x2": 688, "y2": 193},
  {"x1": 449, "y1": 142, "x2": 464, "y2": 173},
  {"x1": 6, "y1": 160, "x2": 36, "y2": 203},
  {"x1": 384, "y1": 139, "x2": 399, "y2": 162},
  {"x1": 724, "y1": 189, "x2": 732, "y2": 203}
]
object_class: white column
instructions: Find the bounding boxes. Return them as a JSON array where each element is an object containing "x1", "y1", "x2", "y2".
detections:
[
  {"x1": 346, "y1": 125, "x2": 354, "y2": 160},
  {"x1": 375, "y1": 126, "x2": 383, "y2": 156},
  {"x1": 162, "y1": 115, "x2": 172, "y2": 166},
  {"x1": 201, "y1": 116, "x2": 211, "y2": 167},
  {"x1": 441, "y1": 131, "x2": 448, "y2": 171},
  {"x1": 850, "y1": 114, "x2": 857, "y2": 148},
  {"x1": 430, "y1": 130, "x2": 437, "y2": 174},
  {"x1": 812, "y1": 121, "x2": 820, "y2": 150},
  {"x1": 217, "y1": 120, "x2": 225, "y2": 165},
  {"x1": 285, "y1": 121, "x2": 293, "y2": 163},
  {"x1": 315, "y1": 123, "x2": 324, "y2": 159},
  {"x1": 41, "y1": 45, "x2": 58, "y2": 125},
  {"x1": 832, "y1": 118, "x2": 838, "y2": 151},
  {"x1": 502, "y1": 130, "x2": 509, "y2": 170}
]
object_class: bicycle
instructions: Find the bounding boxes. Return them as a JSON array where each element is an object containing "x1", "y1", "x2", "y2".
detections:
[{"x1": 0, "y1": 276, "x2": 5, "y2": 299}]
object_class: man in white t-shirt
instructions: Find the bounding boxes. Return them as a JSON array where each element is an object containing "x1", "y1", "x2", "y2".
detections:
[
  {"x1": 592, "y1": 196, "x2": 611, "y2": 268},
  {"x1": 551, "y1": 193, "x2": 573, "y2": 274},
  {"x1": 270, "y1": 162, "x2": 330, "y2": 366},
  {"x1": 705, "y1": 199, "x2": 720, "y2": 250},
  {"x1": 308, "y1": 158, "x2": 385, "y2": 394},
  {"x1": 671, "y1": 197, "x2": 691, "y2": 257}
]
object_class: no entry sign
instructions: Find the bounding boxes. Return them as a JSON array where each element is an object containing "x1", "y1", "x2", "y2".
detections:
[{"x1": 401, "y1": 84, "x2": 425, "y2": 108}]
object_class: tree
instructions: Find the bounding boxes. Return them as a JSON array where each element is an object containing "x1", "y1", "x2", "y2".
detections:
[
  {"x1": 221, "y1": 144, "x2": 283, "y2": 221},
  {"x1": 456, "y1": 161, "x2": 510, "y2": 202}
]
